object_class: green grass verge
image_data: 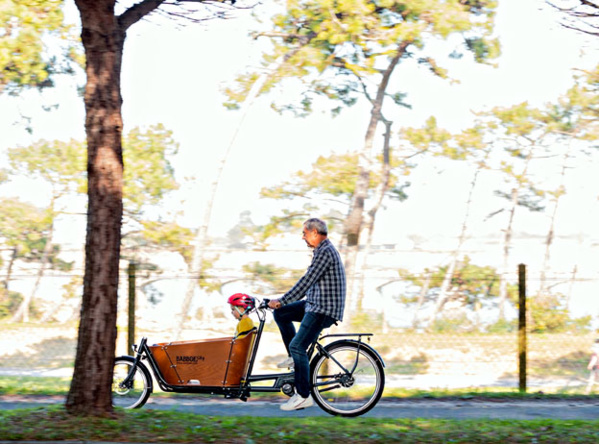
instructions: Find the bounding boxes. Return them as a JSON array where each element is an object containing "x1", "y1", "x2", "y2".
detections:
[
  {"x1": 2, "y1": 375, "x2": 595, "y2": 400},
  {"x1": 0, "y1": 376, "x2": 72, "y2": 396},
  {"x1": 0, "y1": 406, "x2": 598, "y2": 443}
]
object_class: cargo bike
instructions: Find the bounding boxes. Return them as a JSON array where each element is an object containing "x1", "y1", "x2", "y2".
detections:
[{"x1": 112, "y1": 298, "x2": 385, "y2": 417}]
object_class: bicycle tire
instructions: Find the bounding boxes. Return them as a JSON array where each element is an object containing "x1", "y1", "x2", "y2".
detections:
[
  {"x1": 112, "y1": 356, "x2": 153, "y2": 409},
  {"x1": 310, "y1": 340, "x2": 384, "y2": 417}
]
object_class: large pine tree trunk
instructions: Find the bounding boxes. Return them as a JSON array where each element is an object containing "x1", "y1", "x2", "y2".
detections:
[
  {"x1": 66, "y1": 0, "x2": 125, "y2": 415},
  {"x1": 67, "y1": 0, "x2": 164, "y2": 416}
]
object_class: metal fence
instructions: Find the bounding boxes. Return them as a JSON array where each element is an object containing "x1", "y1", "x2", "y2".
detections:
[{"x1": 0, "y1": 265, "x2": 598, "y2": 395}]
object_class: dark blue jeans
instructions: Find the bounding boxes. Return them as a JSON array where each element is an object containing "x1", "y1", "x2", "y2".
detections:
[{"x1": 273, "y1": 300, "x2": 336, "y2": 398}]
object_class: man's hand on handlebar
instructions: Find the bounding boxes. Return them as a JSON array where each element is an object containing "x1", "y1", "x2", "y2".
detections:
[{"x1": 267, "y1": 299, "x2": 282, "y2": 310}]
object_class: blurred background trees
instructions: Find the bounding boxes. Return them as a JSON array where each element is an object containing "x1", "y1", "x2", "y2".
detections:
[
  {"x1": 1, "y1": 0, "x2": 599, "y2": 413},
  {"x1": 1, "y1": 1, "x2": 596, "y2": 337},
  {"x1": 0, "y1": 0, "x2": 80, "y2": 96}
]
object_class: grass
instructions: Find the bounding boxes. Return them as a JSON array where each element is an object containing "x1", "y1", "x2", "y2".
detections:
[
  {"x1": 2, "y1": 374, "x2": 597, "y2": 400},
  {"x1": 2, "y1": 328, "x2": 598, "y2": 441},
  {"x1": 0, "y1": 376, "x2": 72, "y2": 396},
  {"x1": 3, "y1": 376, "x2": 599, "y2": 442},
  {"x1": 0, "y1": 406, "x2": 598, "y2": 443}
]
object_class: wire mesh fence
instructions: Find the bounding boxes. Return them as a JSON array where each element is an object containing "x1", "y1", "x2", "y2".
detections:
[{"x1": 0, "y1": 264, "x2": 598, "y2": 395}]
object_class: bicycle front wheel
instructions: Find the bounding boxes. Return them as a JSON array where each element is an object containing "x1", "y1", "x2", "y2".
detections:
[
  {"x1": 112, "y1": 357, "x2": 152, "y2": 409},
  {"x1": 310, "y1": 341, "x2": 384, "y2": 417}
]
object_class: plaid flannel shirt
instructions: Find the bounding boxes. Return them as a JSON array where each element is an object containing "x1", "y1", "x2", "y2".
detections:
[{"x1": 279, "y1": 238, "x2": 346, "y2": 321}]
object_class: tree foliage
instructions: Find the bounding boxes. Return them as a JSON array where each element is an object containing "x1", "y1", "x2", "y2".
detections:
[
  {"x1": 396, "y1": 256, "x2": 518, "y2": 333},
  {"x1": 528, "y1": 293, "x2": 591, "y2": 333},
  {"x1": 399, "y1": 256, "x2": 518, "y2": 332},
  {"x1": 7, "y1": 124, "x2": 191, "y2": 270},
  {"x1": 0, "y1": 197, "x2": 72, "y2": 320},
  {"x1": 118, "y1": 125, "x2": 192, "y2": 268},
  {"x1": 397, "y1": 61, "x2": 599, "y2": 330},
  {"x1": 225, "y1": 0, "x2": 500, "y2": 261},
  {"x1": 122, "y1": 124, "x2": 179, "y2": 216},
  {"x1": 564, "y1": 63, "x2": 599, "y2": 141},
  {"x1": 253, "y1": 150, "x2": 411, "y2": 245},
  {"x1": 242, "y1": 261, "x2": 304, "y2": 294},
  {"x1": 401, "y1": 116, "x2": 487, "y2": 161},
  {"x1": 8, "y1": 138, "x2": 87, "y2": 196},
  {"x1": 0, "y1": 198, "x2": 70, "y2": 270},
  {"x1": 402, "y1": 256, "x2": 513, "y2": 305},
  {"x1": 0, "y1": 0, "x2": 80, "y2": 95},
  {"x1": 261, "y1": 152, "x2": 408, "y2": 200},
  {"x1": 225, "y1": 0, "x2": 500, "y2": 115}
]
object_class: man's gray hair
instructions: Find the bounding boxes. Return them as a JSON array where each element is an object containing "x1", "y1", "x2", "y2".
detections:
[{"x1": 304, "y1": 218, "x2": 328, "y2": 235}]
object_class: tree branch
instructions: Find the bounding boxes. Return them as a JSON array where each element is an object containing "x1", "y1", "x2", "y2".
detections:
[{"x1": 119, "y1": 0, "x2": 165, "y2": 31}]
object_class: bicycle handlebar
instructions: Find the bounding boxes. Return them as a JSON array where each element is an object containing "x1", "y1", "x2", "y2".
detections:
[{"x1": 258, "y1": 298, "x2": 270, "y2": 310}]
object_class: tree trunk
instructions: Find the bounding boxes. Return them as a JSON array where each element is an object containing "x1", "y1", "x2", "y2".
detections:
[
  {"x1": 3, "y1": 246, "x2": 17, "y2": 291},
  {"x1": 498, "y1": 186, "x2": 518, "y2": 320},
  {"x1": 66, "y1": 0, "x2": 165, "y2": 416},
  {"x1": 39, "y1": 296, "x2": 65, "y2": 323},
  {"x1": 12, "y1": 205, "x2": 56, "y2": 323},
  {"x1": 429, "y1": 260, "x2": 456, "y2": 329},
  {"x1": 413, "y1": 270, "x2": 431, "y2": 329},
  {"x1": 343, "y1": 42, "x2": 407, "y2": 316},
  {"x1": 0, "y1": 246, "x2": 17, "y2": 308},
  {"x1": 566, "y1": 264, "x2": 577, "y2": 309},
  {"x1": 176, "y1": 71, "x2": 271, "y2": 339},
  {"x1": 539, "y1": 141, "x2": 571, "y2": 297},
  {"x1": 498, "y1": 148, "x2": 533, "y2": 320},
  {"x1": 355, "y1": 120, "x2": 393, "y2": 312},
  {"x1": 66, "y1": 0, "x2": 125, "y2": 416},
  {"x1": 374, "y1": 277, "x2": 402, "y2": 334},
  {"x1": 428, "y1": 152, "x2": 487, "y2": 329}
]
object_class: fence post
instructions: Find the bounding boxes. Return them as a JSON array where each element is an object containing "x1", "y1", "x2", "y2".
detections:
[
  {"x1": 518, "y1": 263, "x2": 527, "y2": 393},
  {"x1": 128, "y1": 261, "x2": 136, "y2": 355}
]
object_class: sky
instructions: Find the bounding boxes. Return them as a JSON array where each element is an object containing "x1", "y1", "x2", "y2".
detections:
[
  {"x1": 118, "y1": 0, "x2": 597, "y2": 236},
  {"x1": 1, "y1": 0, "x2": 599, "y2": 322},
  {"x1": 2, "y1": 0, "x2": 595, "y2": 222}
]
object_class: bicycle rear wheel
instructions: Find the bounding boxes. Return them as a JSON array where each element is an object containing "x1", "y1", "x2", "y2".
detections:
[
  {"x1": 112, "y1": 356, "x2": 152, "y2": 409},
  {"x1": 310, "y1": 341, "x2": 384, "y2": 417}
]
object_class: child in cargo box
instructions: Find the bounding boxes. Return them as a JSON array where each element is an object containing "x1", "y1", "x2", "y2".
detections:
[{"x1": 228, "y1": 293, "x2": 256, "y2": 339}]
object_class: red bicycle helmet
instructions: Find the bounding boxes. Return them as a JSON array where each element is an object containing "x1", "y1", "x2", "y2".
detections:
[{"x1": 228, "y1": 293, "x2": 256, "y2": 313}]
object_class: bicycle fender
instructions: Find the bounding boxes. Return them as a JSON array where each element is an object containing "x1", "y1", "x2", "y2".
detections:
[{"x1": 319, "y1": 339, "x2": 386, "y2": 368}]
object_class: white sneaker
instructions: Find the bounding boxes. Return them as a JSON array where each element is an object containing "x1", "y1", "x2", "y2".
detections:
[
  {"x1": 276, "y1": 356, "x2": 294, "y2": 369},
  {"x1": 280, "y1": 394, "x2": 314, "y2": 411}
]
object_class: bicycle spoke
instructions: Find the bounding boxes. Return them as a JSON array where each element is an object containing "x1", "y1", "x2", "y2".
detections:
[
  {"x1": 311, "y1": 343, "x2": 384, "y2": 417},
  {"x1": 112, "y1": 358, "x2": 151, "y2": 409}
]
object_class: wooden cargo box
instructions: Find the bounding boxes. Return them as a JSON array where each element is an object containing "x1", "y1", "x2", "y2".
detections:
[{"x1": 148, "y1": 331, "x2": 256, "y2": 387}]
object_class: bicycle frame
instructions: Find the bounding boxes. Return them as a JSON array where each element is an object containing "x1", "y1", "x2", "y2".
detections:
[{"x1": 121, "y1": 303, "x2": 384, "y2": 402}]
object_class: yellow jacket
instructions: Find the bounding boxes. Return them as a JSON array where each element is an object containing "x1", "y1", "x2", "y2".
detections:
[{"x1": 235, "y1": 316, "x2": 255, "y2": 339}]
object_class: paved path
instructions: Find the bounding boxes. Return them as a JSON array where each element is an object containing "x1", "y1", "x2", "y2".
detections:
[{"x1": 2, "y1": 395, "x2": 599, "y2": 419}]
